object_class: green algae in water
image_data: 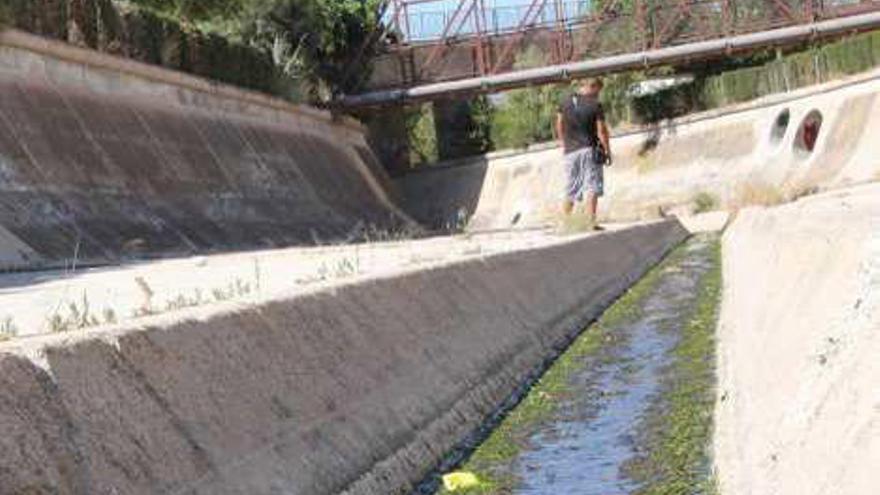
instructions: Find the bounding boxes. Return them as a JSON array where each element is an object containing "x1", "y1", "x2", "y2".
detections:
[{"x1": 435, "y1": 234, "x2": 722, "y2": 495}]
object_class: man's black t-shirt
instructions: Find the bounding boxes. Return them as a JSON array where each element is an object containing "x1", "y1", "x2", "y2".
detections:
[{"x1": 558, "y1": 93, "x2": 605, "y2": 153}]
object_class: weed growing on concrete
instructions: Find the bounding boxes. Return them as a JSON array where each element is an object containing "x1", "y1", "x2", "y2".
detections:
[
  {"x1": 212, "y1": 286, "x2": 234, "y2": 302},
  {"x1": 734, "y1": 180, "x2": 784, "y2": 208},
  {"x1": 103, "y1": 308, "x2": 118, "y2": 325},
  {"x1": 47, "y1": 292, "x2": 103, "y2": 333},
  {"x1": 300, "y1": 256, "x2": 362, "y2": 284},
  {"x1": 68, "y1": 295, "x2": 100, "y2": 328},
  {"x1": 0, "y1": 317, "x2": 17, "y2": 341},
  {"x1": 443, "y1": 206, "x2": 471, "y2": 233},
  {"x1": 165, "y1": 289, "x2": 205, "y2": 311},
  {"x1": 134, "y1": 277, "x2": 156, "y2": 316},
  {"x1": 253, "y1": 258, "x2": 262, "y2": 294},
  {"x1": 360, "y1": 222, "x2": 424, "y2": 243},
  {"x1": 211, "y1": 278, "x2": 253, "y2": 303},
  {"x1": 694, "y1": 191, "x2": 720, "y2": 213},
  {"x1": 335, "y1": 257, "x2": 358, "y2": 278},
  {"x1": 785, "y1": 184, "x2": 820, "y2": 202},
  {"x1": 440, "y1": 242, "x2": 690, "y2": 494},
  {"x1": 47, "y1": 314, "x2": 66, "y2": 334},
  {"x1": 320, "y1": 220, "x2": 422, "y2": 247}
]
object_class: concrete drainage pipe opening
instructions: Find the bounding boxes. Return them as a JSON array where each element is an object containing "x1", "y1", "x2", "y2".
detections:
[
  {"x1": 770, "y1": 108, "x2": 791, "y2": 145},
  {"x1": 794, "y1": 110, "x2": 823, "y2": 154}
]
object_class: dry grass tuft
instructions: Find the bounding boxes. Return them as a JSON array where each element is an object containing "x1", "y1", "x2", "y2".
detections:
[
  {"x1": 0, "y1": 317, "x2": 17, "y2": 341},
  {"x1": 732, "y1": 180, "x2": 785, "y2": 208},
  {"x1": 784, "y1": 184, "x2": 821, "y2": 203}
]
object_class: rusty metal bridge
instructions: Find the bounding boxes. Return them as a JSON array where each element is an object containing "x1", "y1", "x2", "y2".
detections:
[{"x1": 341, "y1": 0, "x2": 880, "y2": 106}]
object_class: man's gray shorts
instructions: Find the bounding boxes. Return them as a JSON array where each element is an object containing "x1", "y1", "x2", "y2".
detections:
[{"x1": 564, "y1": 147, "x2": 604, "y2": 201}]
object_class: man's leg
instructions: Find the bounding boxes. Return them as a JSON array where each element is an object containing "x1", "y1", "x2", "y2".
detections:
[
  {"x1": 562, "y1": 152, "x2": 578, "y2": 216},
  {"x1": 584, "y1": 192, "x2": 598, "y2": 222},
  {"x1": 583, "y1": 154, "x2": 604, "y2": 229}
]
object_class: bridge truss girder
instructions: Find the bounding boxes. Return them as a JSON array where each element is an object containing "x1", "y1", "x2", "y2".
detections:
[{"x1": 367, "y1": 0, "x2": 879, "y2": 90}]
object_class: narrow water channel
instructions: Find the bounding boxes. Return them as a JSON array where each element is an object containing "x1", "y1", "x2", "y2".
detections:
[{"x1": 422, "y1": 234, "x2": 721, "y2": 495}]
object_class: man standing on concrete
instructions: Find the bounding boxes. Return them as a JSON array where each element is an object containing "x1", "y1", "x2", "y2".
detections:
[{"x1": 556, "y1": 77, "x2": 612, "y2": 230}]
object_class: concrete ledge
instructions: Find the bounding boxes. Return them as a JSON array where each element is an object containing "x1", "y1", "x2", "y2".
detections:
[
  {"x1": 0, "y1": 29, "x2": 361, "y2": 130},
  {"x1": 0, "y1": 219, "x2": 687, "y2": 494}
]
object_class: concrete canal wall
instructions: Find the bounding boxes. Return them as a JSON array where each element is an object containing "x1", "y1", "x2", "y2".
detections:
[
  {"x1": 715, "y1": 184, "x2": 880, "y2": 495},
  {"x1": 0, "y1": 219, "x2": 687, "y2": 495},
  {"x1": 0, "y1": 29, "x2": 407, "y2": 271}
]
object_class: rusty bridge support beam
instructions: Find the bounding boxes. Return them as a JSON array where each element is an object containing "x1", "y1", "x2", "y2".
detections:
[{"x1": 339, "y1": 11, "x2": 880, "y2": 107}]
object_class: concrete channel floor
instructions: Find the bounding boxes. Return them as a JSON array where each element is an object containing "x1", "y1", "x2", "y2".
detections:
[{"x1": 0, "y1": 221, "x2": 661, "y2": 340}]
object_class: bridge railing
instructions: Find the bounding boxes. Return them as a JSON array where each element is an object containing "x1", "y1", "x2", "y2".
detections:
[{"x1": 390, "y1": 0, "x2": 593, "y2": 42}]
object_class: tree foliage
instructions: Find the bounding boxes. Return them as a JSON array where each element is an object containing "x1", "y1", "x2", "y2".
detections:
[
  {"x1": 127, "y1": 0, "x2": 383, "y2": 98},
  {"x1": 127, "y1": 0, "x2": 242, "y2": 21},
  {"x1": 0, "y1": 4, "x2": 10, "y2": 27},
  {"x1": 236, "y1": 0, "x2": 381, "y2": 97},
  {"x1": 487, "y1": 47, "x2": 564, "y2": 150},
  {"x1": 490, "y1": 84, "x2": 562, "y2": 150}
]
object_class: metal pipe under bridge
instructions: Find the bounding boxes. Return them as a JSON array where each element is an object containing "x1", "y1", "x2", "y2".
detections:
[{"x1": 339, "y1": 8, "x2": 880, "y2": 108}]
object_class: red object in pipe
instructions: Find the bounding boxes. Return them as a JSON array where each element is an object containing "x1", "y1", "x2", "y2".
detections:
[{"x1": 802, "y1": 119, "x2": 820, "y2": 151}]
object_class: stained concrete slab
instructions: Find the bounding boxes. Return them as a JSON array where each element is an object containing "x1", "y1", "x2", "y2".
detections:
[{"x1": 0, "y1": 30, "x2": 409, "y2": 270}]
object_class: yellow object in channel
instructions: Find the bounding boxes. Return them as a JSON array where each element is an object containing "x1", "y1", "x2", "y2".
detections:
[{"x1": 442, "y1": 471, "x2": 480, "y2": 491}]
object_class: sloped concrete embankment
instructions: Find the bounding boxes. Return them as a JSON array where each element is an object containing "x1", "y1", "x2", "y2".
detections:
[
  {"x1": 0, "y1": 30, "x2": 406, "y2": 271},
  {"x1": 715, "y1": 184, "x2": 880, "y2": 495},
  {"x1": 397, "y1": 70, "x2": 880, "y2": 230},
  {"x1": 0, "y1": 220, "x2": 687, "y2": 495}
]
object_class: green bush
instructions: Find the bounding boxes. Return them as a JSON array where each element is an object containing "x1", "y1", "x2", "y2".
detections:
[
  {"x1": 0, "y1": 4, "x2": 9, "y2": 28},
  {"x1": 491, "y1": 84, "x2": 563, "y2": 150},
  {"x1": 407, "y1": 103, "x2": 439, "y2": 166},
  {"x1": 693, "y1": 192, "x2": 719, "y2": 214},
  {"x1": 0, "y1": 0, "x2": 67, "y2": 37},
  {"x1": 697, "y1": 30, "x2": 880, "y2": 109}
]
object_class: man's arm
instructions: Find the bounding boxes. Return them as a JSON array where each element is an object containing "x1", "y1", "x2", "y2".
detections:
[
  {"x1": 555, "y1": 112, "x2": 565, "y2": 150},
  {"x1": 597, "y1": 118, "x2": 612, "y2": 165}
]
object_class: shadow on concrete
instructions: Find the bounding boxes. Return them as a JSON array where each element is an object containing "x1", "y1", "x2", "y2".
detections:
[
  {"x1": 637, "y1": 119, "x2": 679, "y2": 157},
  {"x1": 393, "y1": 157, "x2": 490, "y2": 233}
]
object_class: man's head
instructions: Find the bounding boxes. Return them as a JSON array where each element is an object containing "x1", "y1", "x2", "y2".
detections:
[{"x1": 577, "y1": 77, "x2": 604, "y2": 96}]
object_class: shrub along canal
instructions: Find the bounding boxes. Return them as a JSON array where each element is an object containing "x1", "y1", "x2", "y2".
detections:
[{"x1": 419, "y1": 234, "x2": 722, "y2": 494}]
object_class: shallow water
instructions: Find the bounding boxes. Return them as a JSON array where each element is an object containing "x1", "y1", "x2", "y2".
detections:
[{"x1": 512, "y1": 237, "x2": 716, "y2": 494}]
